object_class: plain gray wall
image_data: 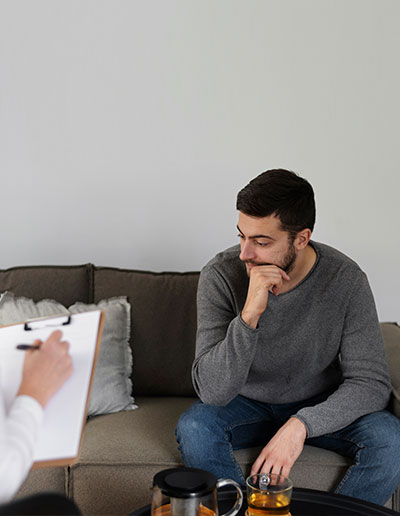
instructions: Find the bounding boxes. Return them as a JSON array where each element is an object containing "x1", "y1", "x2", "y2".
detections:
[{"x1": 0, "y1": 0, "x2": 399, "y2": 321}]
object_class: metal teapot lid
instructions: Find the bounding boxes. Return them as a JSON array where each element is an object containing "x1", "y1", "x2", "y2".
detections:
[{"x1": 153, "y1": 468, "x2": 217, "y2": 499}]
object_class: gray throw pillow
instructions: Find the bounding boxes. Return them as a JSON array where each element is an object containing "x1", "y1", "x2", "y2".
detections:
[{"x1": 0, "y1": 291, "x2": 137, "y2": 416}]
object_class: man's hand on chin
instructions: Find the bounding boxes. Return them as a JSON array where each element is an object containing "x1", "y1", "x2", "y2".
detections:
[{"x1": 250, "y1": 417, "x2": 307, "y2": 478}]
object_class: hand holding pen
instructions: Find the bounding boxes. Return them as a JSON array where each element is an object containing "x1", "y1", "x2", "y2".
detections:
[{"x1": 17, "y1": 330, "x2": 73, "y2": 408}]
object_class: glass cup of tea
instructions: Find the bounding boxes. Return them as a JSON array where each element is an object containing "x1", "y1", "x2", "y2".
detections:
[{"x1": 246, "y1": 473, "x2": 293, "y2": 516}]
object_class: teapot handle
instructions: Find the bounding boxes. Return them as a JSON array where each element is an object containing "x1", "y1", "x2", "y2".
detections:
[{"x1": 216, "y1": 478, "x2": 243, "y2": 516}]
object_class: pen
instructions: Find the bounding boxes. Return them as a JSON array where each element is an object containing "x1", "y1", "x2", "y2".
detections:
[{"x1": 16, "y1": 344, "x2": 41, "y2": 351}]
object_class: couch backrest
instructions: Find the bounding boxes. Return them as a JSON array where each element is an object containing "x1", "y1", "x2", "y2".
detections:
[
  {"x1": 0, "y1": 265, "x2": 92, "y2": 306},
  {"x1": 93, "y1": 266, "x2": 199, "y2": 397}
]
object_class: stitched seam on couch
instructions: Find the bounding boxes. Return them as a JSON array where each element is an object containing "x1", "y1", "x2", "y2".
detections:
[
  {"x1": 70, "y1": 459, "x2": 350, "y2": 468},
  {"x1": 94, "y1": 266, "x2": 200, "y2": 276},
  {"x1": 86, "y1": 263, "x2": 94, "y2": 304}
]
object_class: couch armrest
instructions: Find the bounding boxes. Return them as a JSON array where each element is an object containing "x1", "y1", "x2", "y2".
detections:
[{"x1": 381, "y1": 322, "x2": 400, "y2": 418}]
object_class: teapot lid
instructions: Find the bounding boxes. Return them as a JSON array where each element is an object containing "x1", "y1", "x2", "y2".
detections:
[{"x1": 153, "y1": 468, "x2": 217, "y2": 499}]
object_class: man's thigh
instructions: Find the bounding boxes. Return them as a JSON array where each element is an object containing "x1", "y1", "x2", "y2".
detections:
[
  {"x1": 306, "y1": 410, "x2": 400, "y2": 458},
  {"x1": 181, "y1": 395, "x2": 278, "y2": 450}
]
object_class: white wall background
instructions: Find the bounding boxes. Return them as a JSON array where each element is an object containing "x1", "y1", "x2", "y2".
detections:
[{"x1": 0, "y1": 0, "x2": 399, "y2": 321}]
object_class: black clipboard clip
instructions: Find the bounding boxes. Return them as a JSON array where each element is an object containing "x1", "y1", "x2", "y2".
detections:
[{"x1": 24, "y1": 315, "x2": 71, "y2": 331}]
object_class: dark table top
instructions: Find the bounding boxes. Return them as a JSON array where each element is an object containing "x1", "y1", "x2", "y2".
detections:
[{"x1": 130, "y1": 487, "x2": 399, "y2": 516}]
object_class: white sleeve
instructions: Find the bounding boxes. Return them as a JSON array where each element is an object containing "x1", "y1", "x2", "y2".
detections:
[{"x1": 0, "y1": 393, "x2": 43, "y2": 504}]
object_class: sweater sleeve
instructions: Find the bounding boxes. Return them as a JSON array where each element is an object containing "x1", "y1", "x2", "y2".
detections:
[
  {"x1": 192, "y1": 264, "x2": 259, "y2": 405},
  {"x1": 0, "y1": 394, "x2": 43, "y2": 504},
  {"x1": 294, "y1": 271, "x2": 392, "y2": 438}
]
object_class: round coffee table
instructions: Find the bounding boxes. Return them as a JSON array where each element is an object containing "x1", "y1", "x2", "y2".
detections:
[{"x1": 130, "y1": 486, "x2": 398, "y2": 516}]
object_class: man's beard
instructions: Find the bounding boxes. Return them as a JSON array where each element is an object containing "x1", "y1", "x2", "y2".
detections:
[
  {"x1": 281, "y1": 241, "x2": 296, "y2": 274},
  {"x1": 245, "y1": 241, "x2": 297, "y2": 275}
]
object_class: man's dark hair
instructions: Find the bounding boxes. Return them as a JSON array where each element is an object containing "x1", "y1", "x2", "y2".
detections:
[{"x1": 236, "y1": 169, "x2": 316, "y2": 238}]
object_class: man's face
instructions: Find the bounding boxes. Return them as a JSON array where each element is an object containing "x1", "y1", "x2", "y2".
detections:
[{"x1": 237, "y1": 212, "x2": 297, "y2": 276}]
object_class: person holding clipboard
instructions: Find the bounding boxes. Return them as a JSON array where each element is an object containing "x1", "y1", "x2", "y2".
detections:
[{"x1": 0, "y1": 330, "x2": 81, "y2": 515}]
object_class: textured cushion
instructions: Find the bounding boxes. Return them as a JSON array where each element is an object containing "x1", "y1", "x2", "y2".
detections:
[
  {"x1": 70, "y1": 397, "x2": 350, "y2": 516},
  {"x1": 70, "y1": 298, "x2": 137, "y2": 416},
  {"x1": 381, "y1": 322, "x2": 400, "y2": 417},
  {"x1": 0, "y1": 291, "x2": 136, "y2": 416},
  {"x1": 93, "y1": 267, "x2": 200, "y2": 396},
  {"x1": 70, "y1": 397, "x2": 196, "y2": 515},
  {"x1": 0, "y1": 291, "x2": 70, "y2": 321},
  {"x1": 15, "y1": 467, "x2": 67, "y2": 500}
]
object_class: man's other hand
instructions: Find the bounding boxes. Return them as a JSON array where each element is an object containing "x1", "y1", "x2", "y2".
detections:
[
  {"x1": 250, "y1": 417, "x2": 307, "y2": 478},
  {"x1": 17, "y1": 330, "x2": 73, "y2": 408}
]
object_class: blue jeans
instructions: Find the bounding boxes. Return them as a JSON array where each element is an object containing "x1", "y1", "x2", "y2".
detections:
[{"x1": 175, "y1": 393, "x2": 400, "y2": 506}]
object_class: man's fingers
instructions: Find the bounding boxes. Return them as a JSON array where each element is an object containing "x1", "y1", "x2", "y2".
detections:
[
  {"x1": 252, "y1": 265, "x2": 290, "y2": 281},
  {"x1": 251, "y1": 449, "x2": 276, "y2": 477},
  {"x1": 271, "y1": 286, "x2": 279, "y2": 296},
  {"x1": 251, "y1": 451, "x2": 294, "y2": 479},
  {"x1": 259, "y1": 462, "x2": 273, "y2": 476},
  {"x1": 253, "y1": 463, "x2": 290, "y2": 483},
  {"x1": 251, "y1": 454, "x2": 290, "y2": 480},
  {"x1": 251, "y1": 450, "x2": 271, "y2": 476},
  {"x1": 250, "y1": 456, "x2": 263, "y2": 476},
  {"x1": 278, "y1": 269, "x2": 290, "y2": 281},
  {"x1": 269, "y1": 464, "x2": 280, "y2": 475}
]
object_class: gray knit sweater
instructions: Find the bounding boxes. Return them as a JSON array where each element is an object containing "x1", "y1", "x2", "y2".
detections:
[{"x1": 192, "y1": 241, "x2": 391, "y2": 438}]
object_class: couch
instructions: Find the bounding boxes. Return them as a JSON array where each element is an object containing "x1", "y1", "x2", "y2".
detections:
[{"x1": 0, "y1": 264, "x2": 398, "y2": 515}]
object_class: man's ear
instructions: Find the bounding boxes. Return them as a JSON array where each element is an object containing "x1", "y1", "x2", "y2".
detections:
[{"x1": 294, "y1": 229, "x2": 312, "y2": 250}]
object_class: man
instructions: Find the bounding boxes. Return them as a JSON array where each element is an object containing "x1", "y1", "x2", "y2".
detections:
[{"x1": 176, "y1": 169, "x2": 400, "y2": 506}]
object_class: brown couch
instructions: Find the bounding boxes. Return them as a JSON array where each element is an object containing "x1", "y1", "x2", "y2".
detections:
[{"x1": 1, "y1": 264, "x2": 398, "y2": 515}]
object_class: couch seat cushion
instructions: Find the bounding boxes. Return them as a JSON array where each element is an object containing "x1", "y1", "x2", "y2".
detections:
[
  {"x1": 15, "y1": 467, "x2": 67, "y2": 500},
  {"x1": 70, "y1": 397, "x2": 351, "y2": 516},
  {"x1": 78, "y1": 396, "x2": 351, "y2": 471},
  {"x1": 69, "y1": 397, "x2": 196, "y2": 515},
  {"x1": 78, "y1": 397, "x2": 195, "y2": 464}
]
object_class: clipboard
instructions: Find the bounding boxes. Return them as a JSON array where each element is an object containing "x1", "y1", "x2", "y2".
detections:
[{"x1": 0, "y1": 310, "x2": 104, "y2": 468}]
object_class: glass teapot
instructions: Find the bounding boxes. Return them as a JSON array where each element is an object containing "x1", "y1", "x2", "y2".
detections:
[{"x1": 151, "y1": 467, "x2": 243, "y2": 516}]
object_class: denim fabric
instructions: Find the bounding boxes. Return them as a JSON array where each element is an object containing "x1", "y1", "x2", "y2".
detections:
[{"x1": 175, "y1": 394, "x2": 400, "y2": 506}]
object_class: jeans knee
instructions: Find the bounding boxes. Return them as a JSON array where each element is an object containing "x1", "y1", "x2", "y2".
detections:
[
  {"x1": 177, "y1": 405, "x2": 210, "y2": 441},
  {"x1": 378, "y1": 422, "x2": 400, "y2": 463},
  {"x1": 176, "y1": 411, "x2": 198, "y2": 446},
  {"x1": 176, "y1": 403, "x2": 225, "y2": 454},
  {"x1": 358, "y1": 412, "x2": 400, "y2": 463}
]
